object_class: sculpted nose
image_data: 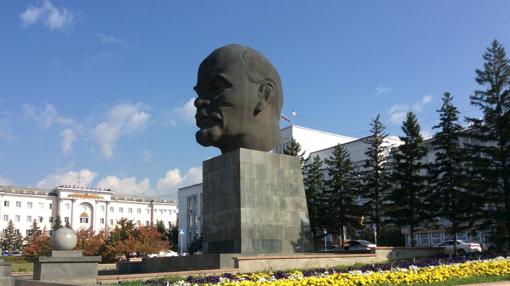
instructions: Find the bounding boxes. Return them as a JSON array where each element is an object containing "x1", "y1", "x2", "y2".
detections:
[{"x1": 194, "y1": 97, "x2": 210, "y2": 109}]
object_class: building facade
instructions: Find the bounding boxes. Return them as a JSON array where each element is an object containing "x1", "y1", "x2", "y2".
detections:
[{"x1": 0, "y1": 185, "x2": 178, "y2": 239}]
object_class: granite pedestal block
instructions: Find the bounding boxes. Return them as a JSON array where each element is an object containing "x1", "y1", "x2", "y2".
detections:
[
  {"x1": 33, "y1": 250, "x2": 101, "y2": 285},
  {"x1": 202, "y1": 148, "x2": 313, "y2": 254}
]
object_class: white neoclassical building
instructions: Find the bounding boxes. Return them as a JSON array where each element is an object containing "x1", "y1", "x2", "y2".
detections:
[{"x1": 0, "y1": 185, "x2": 178, "y2": 237}]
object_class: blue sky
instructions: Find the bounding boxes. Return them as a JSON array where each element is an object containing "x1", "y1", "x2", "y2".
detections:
[{"x1": 1, "y1": 1, "x2": 509, "y2": 200}]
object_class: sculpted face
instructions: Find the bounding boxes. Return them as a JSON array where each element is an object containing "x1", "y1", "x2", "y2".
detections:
[{"x1": 194, "y1": 44, "x2": 283, "y2": 154}]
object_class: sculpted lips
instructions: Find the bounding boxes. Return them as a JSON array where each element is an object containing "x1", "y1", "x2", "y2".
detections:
[{"x1": 196, "y1": 109, "x2": 223, "y2": 128}]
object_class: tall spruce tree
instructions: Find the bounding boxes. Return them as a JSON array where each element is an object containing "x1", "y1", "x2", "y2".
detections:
[
  {"x1": 25, "y1": 219, "x2": 41, "y2": 242},
  {"x1": 52, "y1": 215, "x2": 63, "y2": 231},
  {"x1": 387, "y1": 112, "x2": 428, "y2": 247},
  {"x1": 303, "y1": 155, "x2": 325, "y2": 240},
  {"x1": 430, "y1": 92, "x2": 474, "y2": 254},
  {"x1": 323, "y1": 144, "x2": 360, "y2": 246},
  {"x1": 359, "y1": 114, "x2": 391, "y2": 242},
  {"x1": 283, "y1": 139, "x2": 306, "y2": 170},
  {"x1": 1, "y1": 220, "x2": 23, "y2": 253},
  {"x1": 467, "y1": 40, "x2": 510, "y2": 249}
]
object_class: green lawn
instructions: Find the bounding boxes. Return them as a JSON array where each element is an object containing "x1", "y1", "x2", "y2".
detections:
[{"x1": 1, "y1": 257, "x2": 33, "y2": 272}]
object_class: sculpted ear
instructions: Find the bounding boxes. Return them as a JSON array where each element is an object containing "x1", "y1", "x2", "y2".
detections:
[{"x1": 254, "y1": 82, "x2": 274, "y2": 115}]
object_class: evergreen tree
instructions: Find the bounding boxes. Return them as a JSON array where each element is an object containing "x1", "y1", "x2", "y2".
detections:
[
  {"x1": 359, "y1": 114, "x2": 392, "y2": 242},
  {"x1": 303, "y1": 155, "x2": 325, "y2": 240},
  {"x1": 323, "y1": 144, "x2": 360, "y2": 246},
  {"x1": 467, "y1": 40, "x2": 510, "y2": 249},
  {"x1": 52, "y1": 216, "x2": 63, "y2": 231},
  {"x1": 25, "y1": 219, "x2": 41, "y2": 242},
  {"x1": 431, "y1": 92, "x2": 475, "y2": 253},
  {"x1": 1, "y1": 220, "x2": 23, "y2": 253},
  {"x1": 65, "y1": 221, "x2": 72, "y2": 229},
  {"x1": 283, "y1": 139, "x2": 306, "y2": 170},
  {"x1": 156, "y1": 220, "x2": 166, "y2": 235},
  {"x1": 387, "y1": 112, "x2": 428, "y2": 247},
  {"x1": 165, "y1": 222, "x2": 179, "y2": 251}
]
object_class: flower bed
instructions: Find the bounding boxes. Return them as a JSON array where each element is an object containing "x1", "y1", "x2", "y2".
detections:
[{"x1": 133, "y1": 256, "x2": 510, "y2": 286}]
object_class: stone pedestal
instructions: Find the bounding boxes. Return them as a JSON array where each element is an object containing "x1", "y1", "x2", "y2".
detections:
[
  {"x1": 33, "y1": 250, "x2": 101, "y2": 285},
  {"x1": 202, "y1": 148, "x2": 313, "y2": 254}
]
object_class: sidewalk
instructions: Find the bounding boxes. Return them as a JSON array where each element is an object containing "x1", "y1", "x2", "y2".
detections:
[{"x1": 461, "y1": 282, "x2": 510, "y2": 286}]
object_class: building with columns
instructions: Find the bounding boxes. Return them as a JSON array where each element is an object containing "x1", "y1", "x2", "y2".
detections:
[{"x1": 0, "y1": 185, "x2": 178, "y2": 238}]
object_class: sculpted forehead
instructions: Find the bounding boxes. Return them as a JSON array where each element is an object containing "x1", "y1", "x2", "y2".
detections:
[{"x1": 198, "y1": 45, "x2": 246, "y2": 82}]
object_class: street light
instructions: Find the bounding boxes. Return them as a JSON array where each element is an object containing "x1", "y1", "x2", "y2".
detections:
[
  {"x1": 179, "y1": 229, "x2": 184, "y2": 255},
  {"x1": 323, "y1": 229, "x2": 327, "y2": 249}
]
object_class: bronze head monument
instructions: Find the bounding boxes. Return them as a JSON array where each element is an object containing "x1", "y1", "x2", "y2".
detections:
[{"x1": 194, "y1": 44, "x2": 283, "y2": 153}]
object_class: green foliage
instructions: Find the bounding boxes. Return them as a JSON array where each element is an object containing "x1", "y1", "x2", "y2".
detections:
[
  {"x1": 165, "y1": 222, "x2": 179, "y2": 251},
  {"x1": 52, "y1": 215, "x2": 63, "y2": 231},
  {"x1": 467, "y1": 40, "x2": 510, "y2": 249},
  {"x1": 359, "y1": 114, "x2": 391, "y2": 238},
  {"x1": 25, "y1": 220, "x2": 41, "y2": 243},
  {"x1": 430, "y1": 92, "x2": 477, "y2": 251},
  {"x1": 322, "y1": 144, "x2": 360, "y2": 245},
  {"x1": 1, "y1": 220, "x2": 23, "y2": 252},
  {"x1": 387, "y1": 112, "x2": 428, "y2": 246},
  {"x1": 283, "y1": 139, "x2": 306, "y2": 171},
  {"x1": 156, "y1": 220, "x2": 166, "y2": 235},
  {"x1": 187, "y1": 233, "x2": 202, "y2": 255},
  {"x1": 303, "y1": 155, "x2": 325, "y2": 239}
]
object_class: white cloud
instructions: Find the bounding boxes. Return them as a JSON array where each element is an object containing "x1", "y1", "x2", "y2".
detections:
[
  {"x1": 23, "y1": 103, "x2": 74, "y2": 129},
  {"x1": 98, "y1": 33, "x2": 126, "y2": 47},
  {"x1": 172, "y1": 97, "x2": 196, "y2": 124},
  {"x1": 93, "y1": 103, "x2": 150, "y2": 159},
  {"x1": 420, "y1": 129, "x2": 434, "y2": 140},
  {"x1": 96, "y1": 176, "x2": 151, "y2": 196},
  {"x1": 389, "y1": 105, "x2": 408, "y2": 124},
  {"x1": 19, "y1": 0, "x2": 74, "y2": 31},
  {"x1": 156, "y1": 167, "x2": 202, "y2": 197},
  {"x1": 376, "y1": 86, "x2": 392, "y2": 95},
  {"x1": 60, "y1": 128, "x2": 77, "y2": 154},
  {"x1": 388, "y1": 95, "x2": 433, "y2": 125},
  {"x1": 37, "y1": 169, "x2": 97, "y2": 189},
  {"x1": 413, "y1": 95, "x2": 433, "y2": 112},
  {"x1": 142, "y1": 149, "x2": 153, "y2": 163},
  {"x1": 0, "y1": 175, "x2": 14, "y2": 186}
]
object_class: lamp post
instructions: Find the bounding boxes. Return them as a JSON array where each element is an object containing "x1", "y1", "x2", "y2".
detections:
[
  {"x1": 179, "y1": 229, "x2": 184, "y2": 255},
  {"x1": 323, "y1": 229, "x2": 327, "y2": 249}
]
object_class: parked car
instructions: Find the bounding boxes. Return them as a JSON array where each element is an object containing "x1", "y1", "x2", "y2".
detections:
[
  {"x1": 318, "y1": 245, "x2": 342, "y2": 253},
  {"x1": 436, "y1": 240, "x2": 482, "y2": 255},
  {"x1": 1, "y1": 251, "x2": 9, "y2": 256},
  {"x1": 343, "y1": 240, "x2": 377, "y2": 251}
]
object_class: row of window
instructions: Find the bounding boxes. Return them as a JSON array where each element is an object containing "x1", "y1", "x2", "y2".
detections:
[
  {"x1": 3, "y1": 201, "x2": 52, "y2": 209},
  {"x1": 3, "y1": 215, "x2": 54, "y2": 223}
]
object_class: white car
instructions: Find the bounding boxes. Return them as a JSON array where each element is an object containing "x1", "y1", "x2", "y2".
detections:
[
  {"x1": 343, "y1": 240, "x2": 377, "y2": 251},
  {"x1": 436, "y1": 240, "x2": 482, "y2": 255}
]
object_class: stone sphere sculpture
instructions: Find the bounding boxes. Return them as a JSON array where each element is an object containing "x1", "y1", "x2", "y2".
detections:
[{"x1": 52, "y1": 227, "x2": 77, "y2": 250}]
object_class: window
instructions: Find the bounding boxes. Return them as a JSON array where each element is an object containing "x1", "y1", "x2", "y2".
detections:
[
  {"x1": 119, "y1": 207, "x2": 123, "y2": 213},
  {"x1": 137, "y1": 220, "x2": 141, "y2": 225},
  {"x1": 15, "y1": 229, "x2": 20, "y2": 235},
  {"x1": 49, "y1": 217, "x2": 53, "y2": 223},
  {"x1": 145, "y1": 221, "x2": 149, "y2": 225},
  {"x1": 16, "y1": 201, "x2": 21, "y2": 207},
  {"x1": 110, "y1": 219, "x2": 114, "y2": 225},
  {"x1": 146, "y1": 209, "x2": 150, "y2": 214},
  {"x1": 65, "y1": 203, "x2": 70, "y2": 210},
  {"x1": 137, "y1": 208, "x2": 141, "y2": 214},
  {"x1": 80, "y1": 217, "x2": 89, "y2": 223},
  {"x1": 3, "y1": 215, "x2": 8, "y2": 221},
  {"x1": 27, "y1": 202, "x2": 33, "y2": 208},
  {"x1": 49, "y1": 203, "x2": 52, "y2": 209},
  {"x1": 431, "y1": 233, "x2": 442, "y2": 245},
  {"x1": 48, "y1": 230, "x2": 53, "y2": 235},
  {"x1": 100, "y1": 205, "x2": 105, "y2": 211},
  {"x1": 38, "y1": 202, "x2": 44, "y2": 209},
  {"x1": 26, "y1": 230, "x2": 32, "y2": 235},
  {"x1": 15, "y1": 215, "x2": 20, "y2": 222},
  {"x1": 27, "y1": 216, "x2": 32, "y2": 222},
  {"x1": 64, "y1": 217, "x2": 69, "y2": 223},
  {"x1": 3, "y1": 201, "x2": 9, "y2": 207},
  {"x1": 128, "y1": 208, "x2": 133, "y2": 214},
  {"x1": 100, "y1": 218, "x2": 105, "y2": 224},
  {"x1": 38, "y1": 216, "x2": 43, "y2": 223},
  {"x1": 110, "y1": 207, "x2": 114, "y2": 213},
  {"x1": 419, "y1": 233, "x2": 430, "y2": 246},
  {"x1": 160, "y1": 209, "x2": 163, "y2": 214}
]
